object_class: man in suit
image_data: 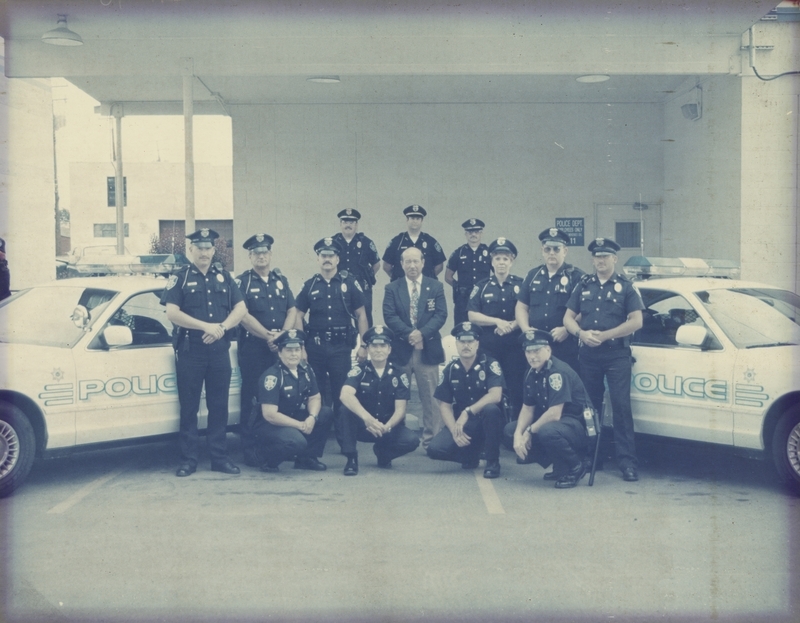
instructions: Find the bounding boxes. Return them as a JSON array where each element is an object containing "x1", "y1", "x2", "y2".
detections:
[{"x1": 383, "y1": 247, "x2": 448, "y2": 449}]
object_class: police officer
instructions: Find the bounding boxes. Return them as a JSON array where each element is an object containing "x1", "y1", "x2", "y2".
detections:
[
  {"x1": 254, "y1": 330, "x2": 334, "y2": 472},
  {"x1": 339, "y1": 325, "x2": 420, "y2": 475},
  {"x1": 382, "y1": 205, "x2": 447, "y2": 282},
  {"x1": 295, "y1": 237, "x2": 369, "y2": 449},
  {"x1": 516, "y1": 227, "x2": 585, "y2": 374},
  {"x1": 467, "y1": 237, "x2": 526, "y2": 416},
  {"x1": 445, "y1": 218, "x2": 491, "y2": 324},
  {"x1": 563, "y1": 237, "x2": 644, "y2": 482},
  {"x1": 0, "y1": 237, "x2": 10, "y2": 301},
  {"x1": 162, "y1": 229, "x2": 247, "y2": 477},
  {"x1": 332, "y1": 209, "x2": 381, "y2": 326},
  {"x1": 235, "y1": 233, "x2": 297, "y2": 466},
  {"x1": 504, "y1": 330, "x2": 591, "y2": 489},
  {"x1": 427, "y1": 322, "x2": 506, "y2": 479}
]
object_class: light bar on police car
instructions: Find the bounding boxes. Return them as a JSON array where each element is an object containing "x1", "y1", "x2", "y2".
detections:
[{"x1": 623, "y1": 256, "x2": 740, "y2": 279}]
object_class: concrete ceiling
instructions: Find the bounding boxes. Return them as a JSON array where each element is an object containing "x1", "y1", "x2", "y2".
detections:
[{"x1": 0, "y1": 0, "x2": 777, "y2": 113}]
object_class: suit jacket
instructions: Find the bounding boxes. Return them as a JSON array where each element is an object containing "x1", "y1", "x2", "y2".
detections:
[{"x1": 383, "y1": 275, "x2": 447, "y2": 366}]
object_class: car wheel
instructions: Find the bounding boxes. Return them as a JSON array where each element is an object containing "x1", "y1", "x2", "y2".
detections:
[
  {"x1": 772, "y1": 406, "x2": 800, "y2": 495},
  {"x1": 0, "y1": 402, "x2": 36, "y2": 497}
]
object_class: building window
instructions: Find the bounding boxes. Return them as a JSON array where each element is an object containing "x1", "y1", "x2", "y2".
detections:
[
  {"x1": 615, "y1": 221, "x2": 640, "y2": 248},
  {"x1": 107, "y1": 177, "x2": 128, "y2": 207},
  {"x1": 94, "y1": 223, "x2": 130, "y2": 237}
]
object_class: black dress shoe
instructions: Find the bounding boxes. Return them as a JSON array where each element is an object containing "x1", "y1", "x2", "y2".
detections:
[
  {"x1": 211, "y1": 460, "x2": 241, "y2": 475},
  {"x1": 175, "y1": 463, "x2": 196, "y2": 477},
  {"x1": 377, "y1": 458, "x2": 393, "y2": 469},
  {"x1": 242, "y1": 449, "x2": 260, "y2": 467},
  {"x1": 554, "y1": 461, "x2": 587, "y2": 489},
  {"x1": 483, "y1": 461, "x2": 501, "y2": 479},
  {"x1": 543, "y1": 470, "x2": 557, "y2": 481},
  {"x1": 260, "y1": 463, "x2": 280, "y2": 473},
  {"x1": 622, "y1": 467, "x2": 639, "y2": 482},
  {"x1": 294, "y1": 457, "x2": 327, "y2": 471},
  {"x1": 343, "y1": 456, "x2": 359, "y2": 476},
  {"x1": 461, "y1": 457, "x2": 480, "y2": 470}
]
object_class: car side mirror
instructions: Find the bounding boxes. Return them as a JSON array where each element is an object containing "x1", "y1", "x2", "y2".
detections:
[
  {"x1": 676, "y1": 325, "x2": 707, "y2": 348},
  {"x1": 104, "y1": 325, "x2": 133, "y2": 347}
]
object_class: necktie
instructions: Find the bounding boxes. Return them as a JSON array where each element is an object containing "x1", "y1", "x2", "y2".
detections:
[{"x1": 410, "y1": 280, "x2": 419, "y2": 326}]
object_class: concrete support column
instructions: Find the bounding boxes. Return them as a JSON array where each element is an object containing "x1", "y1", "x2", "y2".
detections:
[
  {"x1": 182, "y1": 58, "x2": 195, "y2": 237},
  {"x1": 111, "y1": 103, "x2": 125, "y2": 255}
]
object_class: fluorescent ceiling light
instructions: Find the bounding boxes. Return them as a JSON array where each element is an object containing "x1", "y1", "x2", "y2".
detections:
[
  {"x1": 307, "y1": 76, "x2": 341, "y2": 83},
  {"x1": 576, "y1": 75, "x2": 610, "y2": 83}
]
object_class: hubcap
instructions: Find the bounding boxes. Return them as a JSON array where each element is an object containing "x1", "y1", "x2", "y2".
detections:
[
  {"x1": 787, "y1": 421, "x2": 800, "y2": 478},
  {"x1": 0, "y1": 420, "x2": 20, "y2": 478}
]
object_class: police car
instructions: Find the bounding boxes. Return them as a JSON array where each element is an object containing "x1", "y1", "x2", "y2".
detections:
[
  {"x1": 0, "y1": 276, "x2": 240, "y2": 496},
  {"x1": 623, "y1": 257, "x2": 800, "y2": 493}
]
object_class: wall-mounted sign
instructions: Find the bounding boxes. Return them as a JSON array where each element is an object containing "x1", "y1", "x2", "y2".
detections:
[{"x1": 555, "y1": 217, "x2": 584, "y2": 246}]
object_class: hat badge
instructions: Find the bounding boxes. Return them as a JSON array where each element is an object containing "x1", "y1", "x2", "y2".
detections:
[
  {"x1": 346, "y1": 209, "x2": 353, "y2": 215},
  {"x1": 463, "y1": 321, "x2": 472, "y2": 331},
  {"x1": 256, "y1": 234, "x2": 265, "y2": 243},
  {"x1": 374, "y1": 326, "x2": 384, "y2": 334},
  {"x1": 497, "y1": 237, "x2": 506, "y2": 245},
  {"x1": 200, "y1": 228, "x2": 210, "y2": 237},
  {"x1": 412, "y1": 205, "x2": 419, "y2": 212},
  {"x1": 470, "y1": 219, "x2": 476, "y2": 225},
  {"x1": 525, "y1": 330, "x2": 536, "y2": 339},
  {"x1": 549, "y1": 228, "x2": 558, "y2": 237},
  {"x1": 324, "y1": 237, "x2": 333, "y2": 245},
  {"x1": 596, "y1": 238, "x2": 605, "y2": 246},
  {"x1": 288, "y1": 329, "x2": 297, "y2": 338}
]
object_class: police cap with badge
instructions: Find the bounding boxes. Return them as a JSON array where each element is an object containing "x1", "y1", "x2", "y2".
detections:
[
  {"x1": 337, "y1": 209, "x2": 362, "y2": 221},
  {"x1": 461, "y1": 218, "x2": 485, "y2": 231},
  {"x1": 186, "y1": 228, "x2": 219, "y2": 247},
  {"x1": 314, "y1": 237, "x2": 342, "y2": 255},
  {"x1": 488, "y1": 237, "x2": 518, "y2": 257},
  {"x1": 403, "y1": 204, "x2": 427, "y2": 218},
  {"x1": 539, "y1": 227, "x2": 571, "y2": 247},
  {"x1": 520, "y1": 329, "x2": 551, "y2": 350},
  {"x1": 588, "y1": 237, "x2": 621, "y2": 256},
  {"x1": 451, "y1": 321, "x2": 482, "y2": 341},
  {"x1": 362, "y1": 325, "x2": 395, "y2": 345},
  {"x1": 242, "y1": 233, "x2": 274, "y2": 253},
  {"x1": 275, "y1": 329, "x2": 306, "y2": 350}
]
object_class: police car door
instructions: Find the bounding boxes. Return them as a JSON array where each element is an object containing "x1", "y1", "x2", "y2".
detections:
[{"x1": 629, "y1": 288, "x2": 733, "y2": 444}]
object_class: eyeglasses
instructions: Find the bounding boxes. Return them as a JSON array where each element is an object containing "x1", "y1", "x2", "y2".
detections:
[{"x1": 543, "y1": 246, "x2": 564, "y2": 254}]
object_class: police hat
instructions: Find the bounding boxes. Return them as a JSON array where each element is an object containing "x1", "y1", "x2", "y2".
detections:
[
  {"x1": 539, "y1": 227, "x2": 571, "y2": 247},
  {"x1": 520, "y1": 329, "x2": 551, "y2": 350},
  {"x1": 588, "y1": 237, "x2": 621, "y2": 256},
  {"x1": 337, "y1": 208, "x2": 361, "y2": 221},
  {"x1": 275, "y1": 329, "x2": 306, "y2": 349},
  {"x1": 451, "y1": 321, "x2": 482, "y2": 341},
  {"x1": 461, "y1": 218, "x2": 485, "y2": 231},
  {"x1": 488, "y1": 237, "x2": 517, "y2": 257},
  {"x1": 403, "y1": 204, "x2": 427, "y2": 218},
  {"x1": 242, "y1": 233, "x2": 274, "y2": 253},
  {"x1": 363, "y1": 325, "x2": 394, "y2": 345},
  {"x1": 186, "y1": 228, "x2": 219, "y2": 248},
  {"x1": 314, "y1": 237, "x2": 342, "y2": 255}
]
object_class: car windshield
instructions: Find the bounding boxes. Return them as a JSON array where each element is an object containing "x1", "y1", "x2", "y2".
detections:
[
  {"x1": 0, "y1": 286, "x2": 118, "y2": 347},
  {"x1": 696, "y1": 287, "x2": 800, "y2": 348}
]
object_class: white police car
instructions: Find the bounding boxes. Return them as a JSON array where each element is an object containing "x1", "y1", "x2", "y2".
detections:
[
  {"x1": 624, "y1": 257, "x2": 800, "y2": 493},
  {"x1": 0, "y1": 276, "x2": 240, "y2": 496}
]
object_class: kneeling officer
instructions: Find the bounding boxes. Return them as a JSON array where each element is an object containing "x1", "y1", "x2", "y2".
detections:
[
  {"x1": 254, "y1": 330, "x2": 333, "y2": 472},
  {"x1": 340, "y1": 325, "x2": 420, "y2": 475}
]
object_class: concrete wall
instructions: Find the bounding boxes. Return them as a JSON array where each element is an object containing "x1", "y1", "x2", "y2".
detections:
[{"x1": 232, "y1": 102, "x2": 663, "y2": 326}]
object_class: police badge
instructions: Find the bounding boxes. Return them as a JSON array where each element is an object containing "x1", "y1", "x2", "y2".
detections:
[
  {"x1": 342, "y1": 283, "x2": 348, "y2": 293},
  {"x1": 217, "y1": 273, "x2": 225, "y2": 282},
  {"x1": 256, "y1": 234, "x2": 265, "y2": 243},
  {"x1": 264, "y1": 375, "x2": 278, "y2": 391},
  {"x1": 614, "y1": 282, "x2": 622, "y2": 293},
  {"x1": 479, "y1": 370, "x2": 486, "y2": 381},
  {"x1": 548, "y1": 373, "x2": 563, "y2": 391},
  {"x1": 201, "y1": 228, "x2": 210, "y2": 237},
  {"x1": 549, "y1": 228, "x2": 558, "y2": 238},
  {"x1": 392, "y1": 377, "x2": 398, "y2": 387}
]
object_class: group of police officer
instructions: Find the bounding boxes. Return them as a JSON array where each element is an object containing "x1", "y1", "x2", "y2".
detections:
[{"x1": 162, "y1": 204, "x2": 644, "y2": 488}]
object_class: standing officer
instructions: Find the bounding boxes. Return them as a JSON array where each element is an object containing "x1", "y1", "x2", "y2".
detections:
[
  {"x1": 254, "y1": 330, "x2": 334, "y2": 472},
  {"x1": 467, "y1": 237, "x2": 526, "y2": 416},
  {"x1": 382, "y1": 205, "x2": 446, "y2": 282},
  {"x1": 339, "y1": 325, "x2": 420, "y2": 475},
  {"x1": 295, "y1": 237, "x2": 369, "y2": 449},
  {"x1": 332, "y1": 209, "x2": 381, "y2": 326},
  {"x1": 0, "y1": 237, "x2": 10, "y2": 300},
  {"x1": 563, "y1": 237, "x2": 644, "y2": 482},
  {"x1": 504, "y1": 330, "x2": 591, "y2": 489},
  {"x1": 516, "y1": 227, "x2": 585, "y2": 374},
  {"x1": 445, "y1": 218, "x2": 491, "y2": 324},
  {"x1": 162, "y1": 229, "x2": 247, "y2": 477},
  {"x1": 235, "y1": 233, "x2": 297, "y2": 466},
  {"x1": 427, "y1": 322, "x2": 505, "y2": 478}
]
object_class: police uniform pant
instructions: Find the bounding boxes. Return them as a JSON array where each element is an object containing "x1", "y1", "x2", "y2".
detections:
[
  {"x1": 237, "y1": 337, "x2": 278, "y2": 456},
  {"x1": 427, "y1": 404, "x2": 504, "y2": 465},
  {"x1": 306, "y1": 339, "x2": 352, "y2": 445},
  {"x1": 579, "y1": 346, "x2": 638, "y2": 471},
  {"x1": 552, "y1": 336, "x2": 580, "y2": 376},
  {"x1": 452, "y1": 288, "x2": 471, "y2": 325},
  {"x1": 480, "y1": 331, "x2": 526, "y2": 417},
  {"x1": 502, "y1": 418, "x2": 587, "y2": 476},
  {"x1": 175, "y1": 339, "x2": 232, "y2": 466},
  {"x1": 362, "y1": 286, "x2": 375, "y2": 328},
  {"x1": 400, "y1": 349, "x2": 442, "y2": 448},
  {"x1": 339, "y1": 407, "x2": 420, "y2": 462},
  {"x1": 254, "y1": 406, "x2": 334, "y2": 468}
]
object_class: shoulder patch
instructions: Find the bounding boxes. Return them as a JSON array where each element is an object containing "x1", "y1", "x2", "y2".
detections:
[
  {"x1": 548, "y1": 373, "x2": 563, "y2": 391},
  {"x1": 490, "y1": 360, "x2": 502, "y2": 376},
  {"x1": 167, "y1": 275, "x2": 178, "y2": 290},
  {"x1": 470, "y1": 285, "x2": 479, "y2": 298},
  {"x1": 347, "y1": 366, "x2": 361, "y2": 378},
  {"x1": 400, "y1": 373, "x2": 410, "y2": 388},
  {"x1": 234, "y1": 277, "x2": 242, "y2": 288},
  {"x1": 370, "y1": 241, "x2": 377, "y2": 252},
  {"x1": 264, "y1": 375, "x2": 278, "y2": 391},
  {"x1": 434, "y1": 242, "x2": 442, "y2": 252},
  {"x1": 354, "y1": 280, "x2": 363, "y2": 292},
  {"x1": 438, "y1": 369, "x2": 445, "y2": 386}
]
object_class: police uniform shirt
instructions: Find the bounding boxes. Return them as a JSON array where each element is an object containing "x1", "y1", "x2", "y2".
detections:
[
  {"x1": 467, "y1": 274, "x2": 524, "y2": 320},
  {"x1": 343, "y1": 361, "x2": 411, "y2": 423},
  {"x1": 382, "y1": 231, "x2": 447, "y2": 280},
  {"x1": 162, "y1": 264, "x2": 244, "y2": 343},
  {"x1": 235, "y1": 269, "x2": 295, "y2": 332},
  {"x1": 333, "y1": 232, "x2": 380, "y2": 286},
  {"x1": 257, "y1": 361, "x2": 319, "y2": 421},
  {"x1": 447, "y1": 244, "x2": 491, "y2": 288},
  {"x1": 295, "y1": 272, "x2": 366, "y2": 332},
  {"x1": 522, "y1": 357, "x2": 587, "y2": 423},
  {"x1": 566, "y1": 272, "x2": 644, "y2": 333},
  {"x1": 518, "y1": 263, "x2": 585, "y2": 331},
  {"x1": 434, "y1": 354, "x2": 505, "y2": 413}
]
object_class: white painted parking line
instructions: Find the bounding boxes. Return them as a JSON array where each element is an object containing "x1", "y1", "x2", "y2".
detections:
[
  {"x1": 473, "y1": 470, "x2": 505, "y2": 515},
  {"x1": 46, "y1": 468, "x2": 125, "y2": 515}
]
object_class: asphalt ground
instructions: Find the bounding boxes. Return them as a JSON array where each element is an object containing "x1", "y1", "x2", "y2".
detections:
[{"x1": 2, "y1": 421, "x2": 799, "y2": 623}]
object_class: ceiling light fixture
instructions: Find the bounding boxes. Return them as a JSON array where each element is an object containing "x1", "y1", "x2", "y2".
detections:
[
  {"x1": 307, "y1": 76, "x2": 340, "y2": 84},
  {"x1": 42, "y1": 14, "x2": 83, "y2": 46},
  {"x1": 576, "y1": 74, "x2": 610, "y2": 83}
]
